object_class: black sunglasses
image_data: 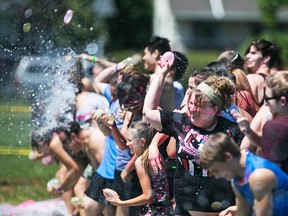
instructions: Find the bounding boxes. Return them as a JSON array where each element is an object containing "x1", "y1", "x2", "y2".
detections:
[{"x1": 263, "y1": 87, "x2": 280, "y2": 101}]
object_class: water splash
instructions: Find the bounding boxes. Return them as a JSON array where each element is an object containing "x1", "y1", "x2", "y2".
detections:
[{"x1": 31, "y1": 47, "x2": 79, "y2": 134}]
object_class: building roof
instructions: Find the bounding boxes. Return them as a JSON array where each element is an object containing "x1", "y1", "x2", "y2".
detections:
[{"x1": 170, "y1": 0, "x2": 288, "y2": 22}]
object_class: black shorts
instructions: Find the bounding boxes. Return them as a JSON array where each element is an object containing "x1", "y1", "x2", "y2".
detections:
[
  {"x1": 86, "y1": 172, "x2": 114, "y2": 205},
  {"x1": 112, "y1": 169, "x2": 132, "y2": 200}
]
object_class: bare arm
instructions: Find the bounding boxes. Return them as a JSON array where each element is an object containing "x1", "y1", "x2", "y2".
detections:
[
  {"x1": 231, "y1": 109, "x2": 262, "y2": 149},
  {"x1": 107, "y1": 157, "x2": 153, "y2": 206},
  {"x1": 148, "y1": 132, "x2": 170, "y2": 173},
  {"x1": 49, "y1": 136, "x2": 81, "y2": 191},
  {"x1": 142, "y1": 61, "x2": 170, "y2": 131},
  {"x1": 250, "y1": 169, "x2": 276, "y2": 216}
]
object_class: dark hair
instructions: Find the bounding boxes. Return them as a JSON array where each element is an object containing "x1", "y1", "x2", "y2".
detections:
[
  {"x1": 205, "y1": 61, "x2": 236, "y2": 83},
  {"x1": 145, "y1": 36, "x2": 171, "y2": 55},
  {"x1": 117, "y1": 72, "x2": 149, "y2": 106},
  {"x1": 171, "y1": 51, "x2": 189, "y2": 81},
  {"x1": 245, "y1": 39, "x2": 283, "y2": 70},
  {"x1": 190, "y1": 68, "x2": 215, "y2": 86}
]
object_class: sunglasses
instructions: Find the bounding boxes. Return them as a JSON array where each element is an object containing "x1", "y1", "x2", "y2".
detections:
[{"x1": 263, "y1": 87, "x2": 280, "y2": 101}]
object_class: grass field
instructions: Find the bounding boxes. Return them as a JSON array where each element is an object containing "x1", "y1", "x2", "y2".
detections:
[{"x1": 0, "y1": 109, "x2": 58, "y2": 205}]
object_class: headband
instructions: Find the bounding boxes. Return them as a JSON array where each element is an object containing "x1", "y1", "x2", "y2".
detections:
[{"x1": 196, "y1": 82, "x2": 222, "y2": 106}]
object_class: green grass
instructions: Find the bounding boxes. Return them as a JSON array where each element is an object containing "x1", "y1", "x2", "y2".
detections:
[
  {"x1": 0, "y1": 155, "x2": 58, "y2": 204},
  {"x1": 0, "y1": 110, "x2": 58, "y2": 205}
]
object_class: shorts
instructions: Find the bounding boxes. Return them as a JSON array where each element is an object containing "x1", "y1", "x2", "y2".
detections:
[
  {"x1": 86, "y1": 172, "x2": 114, "y2": 205},
  {"x1": 112, "y1": 169, "x2": 132, "y2": 200}
]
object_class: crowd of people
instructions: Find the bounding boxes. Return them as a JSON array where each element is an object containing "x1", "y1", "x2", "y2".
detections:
[{"x1": 28, "y1": 36, "x2": 288, "y2": 216}]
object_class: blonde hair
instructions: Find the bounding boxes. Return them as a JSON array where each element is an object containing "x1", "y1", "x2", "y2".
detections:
[
  {"x1": 127, "y1": 121, "x2": 156, "y2": 171},
  {"x1": 266, "y1": 71, "x2": 288, "y2": 100}
]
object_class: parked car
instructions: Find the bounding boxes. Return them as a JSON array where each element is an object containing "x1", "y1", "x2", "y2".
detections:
[{"x1": 13, "y1": 55, "x2": 58, "y2": 99}]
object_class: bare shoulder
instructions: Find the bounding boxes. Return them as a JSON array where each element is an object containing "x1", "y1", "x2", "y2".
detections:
[{"x1": 249, "y1": 168, "x2": 277, "y2": 193}]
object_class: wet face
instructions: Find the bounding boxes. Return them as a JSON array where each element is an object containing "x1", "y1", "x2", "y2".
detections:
[
  {"x1": 126, "y1": 130, "x2": 143, "y2": 155},
  {"x1": 188, "y1": 77, "x2": 196, "y2": 91},
  {"x1": 245, "y1": 45, "x2": 264, "y2": 73},
  {"x1": 69, "y1": 130, "x2": 88, "y2": 154},
  {"x1": 187, "y1": 92, "x2": 219, "y2": 128},
  {"x1": 142, "y1": 47, "x2": 158, "y2": 72},
  {"x1": 263, "y1": 86, "x2": 281, "y2": 114}
]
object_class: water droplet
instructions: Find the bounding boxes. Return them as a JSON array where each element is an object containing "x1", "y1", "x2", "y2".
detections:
[
  {"x1": 24, "y1": 9, "x2": 33, "y2": 19},
  {"x1": 23, "y1": 22, "x2": 31, "y2": 32}
]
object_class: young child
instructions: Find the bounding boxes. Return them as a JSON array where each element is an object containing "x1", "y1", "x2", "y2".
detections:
[{"x1": 103, "y1": 121, "x2": 173, "y2": 215}]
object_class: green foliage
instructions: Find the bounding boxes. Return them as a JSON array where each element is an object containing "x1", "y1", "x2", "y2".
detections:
[
  {"x1": 0, "y1": 112, "x2": 32, "y2": 147},
  {"x1": 106, "y1": 0, "x2": 153, "y2": 51},
  {"x1": 257, "y1": 0, "x2": 288, "y2": 28},
  {"x1": 22, "y1": 0, "x2": 106, "y2": 52}
]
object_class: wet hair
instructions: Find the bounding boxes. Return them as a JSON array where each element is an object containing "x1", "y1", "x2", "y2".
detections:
[
  {"x1": 117, "y1": 70, "x2": 149, "y2": 106},
  {"x1": 171, "y1": 51, "x2": 189, "y2": 81},
  {"x1": 127, "y1": 121, "x2": 156, "y2": 171},
  {"x1": 245, "y1": 39, "x2": 283, "y2": 70},
  {"x1": 205, "y1": 61, "x2": 236, "y2": 83},
  {"x1": 265, "y1": 71, "x2": 288, "y2": 100},
  {"x1": 30, "y1": 122, "x2": 80, "y2": 152},
  {"x1": 200, "y1": 132, "x2": 241, "y2": 170},
  {"x1": 217, "y1": 50, "x2": 245, "y2": 71},
  {"x1": 145, "y1": 36, "x2": 171, "y2": 55},
  {"x1": 191, "y1": 75, "x2": 235, "y2": 110}
]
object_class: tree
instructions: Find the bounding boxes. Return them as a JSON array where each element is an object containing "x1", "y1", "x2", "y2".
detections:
[{"x1": 257, "y1": 0, "x2": 288, "y2": 29}]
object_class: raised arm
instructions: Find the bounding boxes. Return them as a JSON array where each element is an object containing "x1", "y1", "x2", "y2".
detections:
[{"x1": 142, "y1": 61, "x2": 170, "y2": 131}]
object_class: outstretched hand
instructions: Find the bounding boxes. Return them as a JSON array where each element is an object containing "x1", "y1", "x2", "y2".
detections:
[{"x1": 103, "y1": 188, "x2": 120, "y2": 205}]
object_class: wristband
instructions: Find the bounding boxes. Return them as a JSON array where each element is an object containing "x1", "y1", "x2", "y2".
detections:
[
  {"x1": 57, "y1": 186, "x2": 64, "y2": 193},
  {"x1": 115, "y1": 64, "x2": 119, "y2": 74},
  {"x1": 91, "y1": 56, "x2": 96, "y2": 63},
  {"x1": 112, "y1": 122, "x2": 117, "y2": 129}
]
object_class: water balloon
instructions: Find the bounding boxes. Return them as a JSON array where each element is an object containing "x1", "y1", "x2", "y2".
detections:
[
  {"x1": 23, "y1": 22, "x2": 31, "y2": 32},
  {"x1": 161, "y1": 51, "x2": 175, "y2": 66},
  {"x1": 64, "y1": 9, "x2": 73, "y2": 25},
  {"x1": 24, "y1": 9, "x2": 33, "y2": 19},
  {"x1": 87, "y1": 43, "x2": 98, "y2": 55}
]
